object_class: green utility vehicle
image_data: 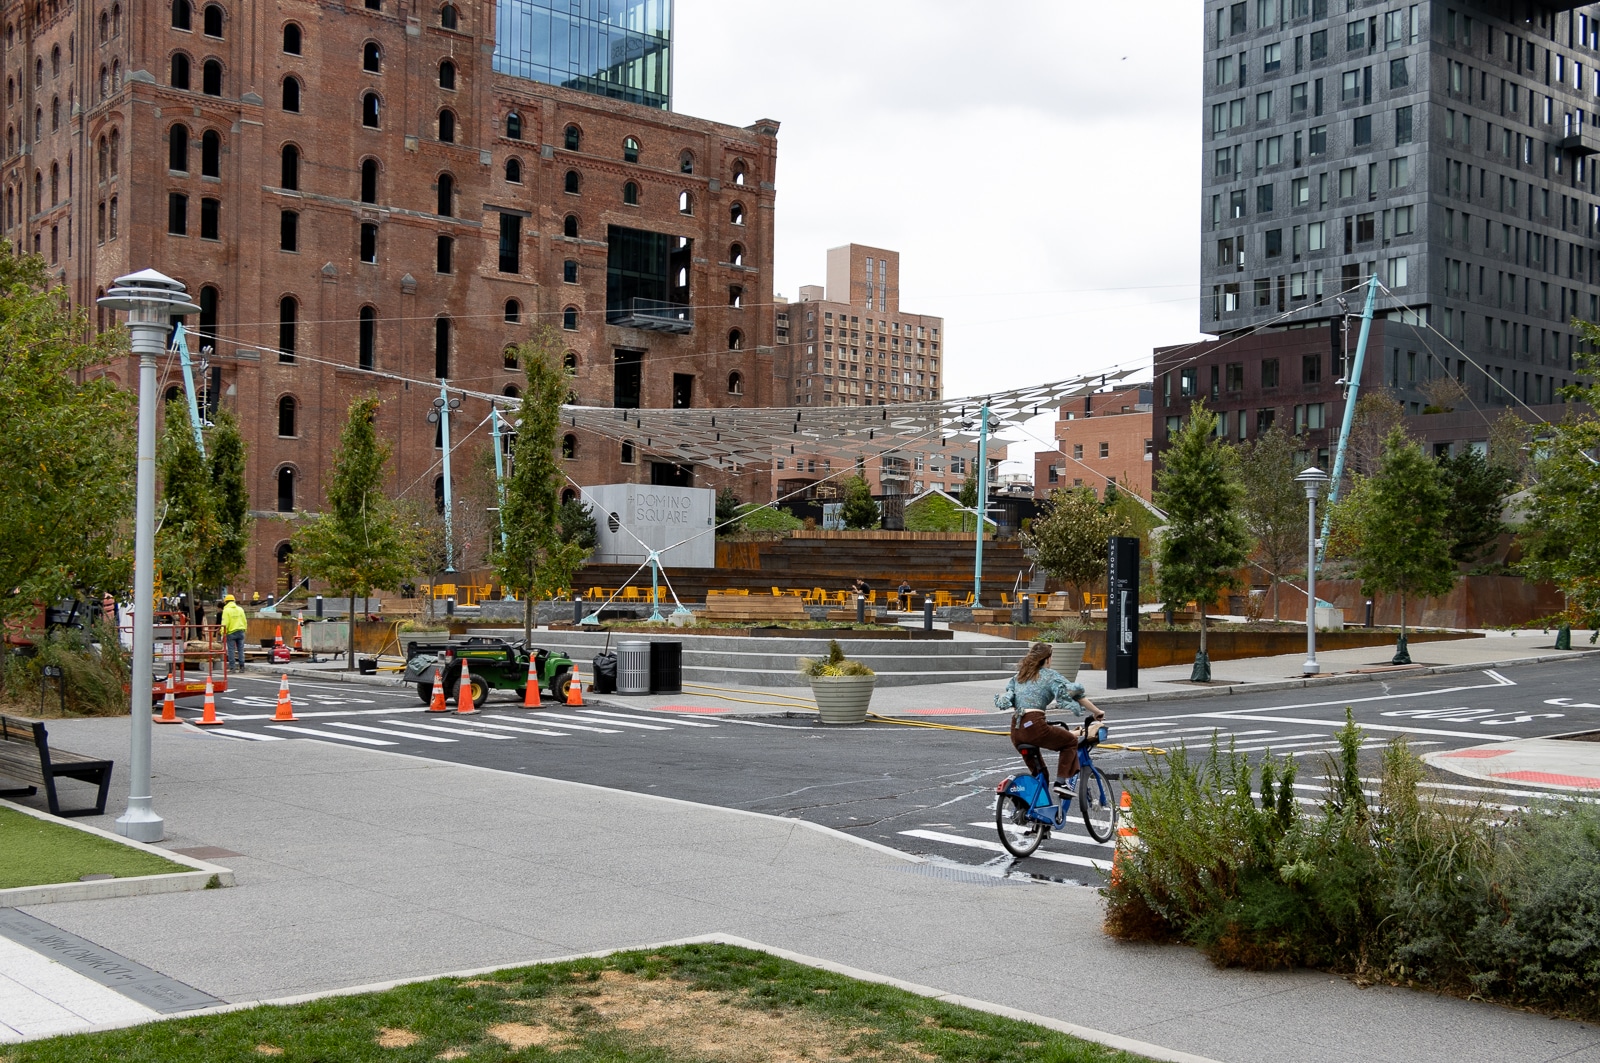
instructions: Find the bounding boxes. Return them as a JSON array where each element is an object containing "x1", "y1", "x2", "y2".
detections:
[{"x1": 402, "y1": 637, "x2": 575, "y2": 706}]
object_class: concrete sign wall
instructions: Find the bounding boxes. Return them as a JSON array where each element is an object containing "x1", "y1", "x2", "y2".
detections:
[{"x1": 585, "y1": 484, "x2": 716, "y2": 568}]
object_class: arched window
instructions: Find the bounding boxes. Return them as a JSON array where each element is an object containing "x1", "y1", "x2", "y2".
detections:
[
  {"x1": 277, "y1": 395, "x2": 296, "y2": 436},
  {"x1": 201, "y1": 130, "x2": 221, "y2": 177},
  {"x1": 361, "y1": 92, "x2": 379, "y2": 127},
  {"x1": 436, "y1": 172, "x2": 453, "y2": 215},
  {"x1": 168, "y1": 124, "x2": 189, "y2": 172},
  {"x1": 504, "y1": 298, "x2": 521, "y2": 323},
  {"x1": 504, "y1": 385, "x2": 521, "y2": 399},
  {"x1": 678, "y1": 190, "x2": 692, "y2": 215},
  {"x1": 170, "y1": 52, "x2": 190, "y2": 89},
  {"x1": 171, "y1": 0, "x2": 191, "y2": 30},
  {"x1": 32, "y1": 171, "x2": 41, "y2": 212},
  {"x1": 32, "y1": 107, "x2": 40, "y2": 141},
  {"x1": 563, "y1": 124, "x2": 580, "y2": 150},
  {"x1": 99, "y1": 12, "x2": 108, "y2": 42},
  {"x1": 679, "y1": 150, "x2": 694, "y2": 174},
  {"x1": 440, "y1": 3, "x2": 458, "y2": 29},
  {"x1": 505, "y1": 111, "x2": 522, "y2": 140},
  {"x1": 109, "y1": 130, "x2": 119, "y2": 174},
  {"x1": 281, "y1": 76, "x2": 301, "y2": 112},
  {"x1": 732, "y1": 160, "x2": 747, "y2": 186},
  {"x1": 728, "y1": 329, "x2": 743, "y2": 351},
  {"x1": 96, "y1": 66, "x2": 108, "y2": 100},
  {"x1": 112, "y1": 59, "x2": 121, "y2": 91},
  {"x1": 358, "y1": 305, "x2": 376, "y2": 369},
  {"x1": 434, "y1": 316, "x2": 451, "y2": 378},
  {"x1": 33, "y1": 59, "x2": 41, "y2": 88},
  {"x1": 623, "y1": 136, "x2": 640, "y2": 163},
  {"x1": 278, "y1": 296, "x2": 297, "y2": 360},
  {"x1": 562, "y1": 306, "x2": 578, "y2": 330},
  {"x1": 202, "y1": 3, "x2": 223, "y2": 37},
  {"x1": 363, "y1": 41, "x2": 381, "y2": 72},
  {"x1": 49, "y1": 164, "x2": 58, "y2": 204},
  {"x1": 504, "y1": 157, "x2": 522, "y2": 183},
  {"x1": 97, "y1": 137, "x2": 107, "y2": 180},
  {"x1": 730, "y1": 243, "x2": 744, "y2": 266},
  {"x1": 282, "y1": 22, "x2": 301, "y2": 54},
  {"x1": 201, "y1": 58, "x2": 221, "y2": 95},
  {"x1": 437, "y1": 108, "x2": 455, "y2": 142},
  {"x1": 280, "y1": 144, "x2": 299, "y2": 190},
  {"x1": 561, "y1": 434, "x2": 576, "y2": 459},
  {"x1": 359, "y1": 221, "x2": 377, "y2": 262},
  {"x1": 623, "y1": 181, "x2": 639, "y2": 205},
  {"x1": 562, "y1": 259, "x2": 578, "y2": 283},
  {"x1": 359, "y1": 158, "x2": 378, "y2": 203},
  {"x1": 438, "y1": 59, "x2": 455, "y2": 89},
  {"x1": 727, "y1": 372, "x2": 743, "y2": 396},
  {"x1": 50, "y1": 47, "x2": 59, "y2": 78},
  {"x1": 502, "y1": 344, "x2": 519, "y2": 369},
  {"x1": 562, "y1": 214, "x2": 578, "y2": 238},
  {"x1": 563, "y1": 351, "x2": 578, "y2": 372},
  {"x1": 49, "y1": 96, "x2": 58, "y2": 132},
  {"x1": 729, "y1": 285, "x2": 744, "y2": 308},
  {"x1": 729, "y1": 202, "x2": 745, "y2": 225},
  {"x1": 436, "y1": 234, "x2": 453, "y2": 272},
  {"x1": 113, "y1": 4, "x2": 123, "y2": 35},
  {"x1": 563, "y1": 169, "x2": 579, "y2": 194},
  {"x1": 621, "y1": 439, "x2": 636, "y2": 464},
  {"x1": 276, "y1": 468, "x2": 295, "y2": 513},
  {"x1": 198, "y1": 285, "x2": 218, "y2": 346}
]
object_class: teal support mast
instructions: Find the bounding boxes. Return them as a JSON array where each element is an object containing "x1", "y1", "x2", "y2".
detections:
[
  {"x1": 170, "y1": 324, "x2": 206, "y2": 457},
  {"x1": 489, "y1": 406, "x2": 509, "y2": 553},
  {"x1": 1319, "y1": 273, "x2": 1379, "y2": 557},
  {"x1": 973, "y1": 400, "x2": 990, "y2": 607}
]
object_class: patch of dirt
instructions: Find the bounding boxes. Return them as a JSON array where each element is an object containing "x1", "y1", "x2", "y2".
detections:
[
  {"x1": 254, "y1": 1047, "x2": 284, "y2": 1057},
  {"x1": 435, "y1": 1051, "x2": 469, "y2": 1061},
  {"x1": 486, "y1": 1022, "x2": 572, "y2": 1050},
  {"x1": 375, "y1": 1028, "x2": 420, "y2": 1048},
  {"x1": 455, "y1": 978, "x2": 504, "y2": 987}
]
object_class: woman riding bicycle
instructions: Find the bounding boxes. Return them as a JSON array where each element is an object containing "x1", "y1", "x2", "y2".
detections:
[{"x1": 997, "y1": 643, "x2": 1105, "y2": 791}]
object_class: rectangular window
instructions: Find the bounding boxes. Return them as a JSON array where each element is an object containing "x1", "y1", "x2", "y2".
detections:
[
  {"x1": 1388, "y1": 156, "x2": 1410, "y2": 188},
  {"x1": 1257, "y1": 183, "x2": 1275, "y2": 212},
  {"x1": 1263, "y1": 42, "x2": 1282, "y2": 73},
  {"x1": 1261, "y1": 358, "x2": 1281, "y2": 388},
  {"x1": 1217, "y1": 54, "x2": 1236, "y2": 85},
  {"x1": 436, "y1": 233, "x2": 454, "y2": 273},
  {"x1": 1180, "y1": 367, "x2": 1198, "y2": 396},
  {"x1": 1389, "y1": 57, "x2": 1409, "y2": 89},
  {"x1": 1231, "y1": 2, "x2": 1247, "y2": 35},
  {"x1": 1292, "y1": 176, "x2": 1309, "y2": 205},
  {"x1": 1346, "y1": 19, "x2": 1366, "y2": 51},
  {"x1": 1099, "y1": 441, "x2": 1110, "y2": 458},
  {"x1": 1230, "y1": 189, "x2": 1247, "y2": 218},
  {"x1": 1290, "y1": 81, "x2": 1308, "y2": 112},
  {"x1": 359, "y1": 221, "x2": 377, "y2": 263},
  {"x1": 1392, "y1": 204, "x2": 1414, "y2": 235},
  {"x1": 1395, "y1": 104, "x2": 1413, "y2": 144},
  {"x1": 167, "y1": 192, "x2": 188, "y2": 236},
  {"x1": 1310, "y1": 29, "x2": 1327, "y2": 60},
  {"x1": 1257, "y1": 91, "x2": 1273, "y2": 120},
  {"x1": 1384, "y1": 10, "x2": 1404, "y2": 48},
  {"x1": 279, "y1": 210, "x2": 298, "y2": 251},
  {"x1": 1290, "y1": 271, "x2": 1307, "y2": 298},
  {"x1": 1388, "y1": 255, "x2": 1408, "y2": 286},
  {"x1": 1356, "y1": 213, "x2": 1375, "y2": 241},
  {"x1": 1352, "y1": 114, "x2": 1372, "y2": 144},
  {"x1": 498, "y1": 212, "x2": 521, "y2": 273},
  {"x1": 1339, "y1": 166, "x2": 1356, "y2": 197},
  {"x1": 1225, "y1": 362, "x2": 1245, "y2": 391},
  {"x1": 1307, "y1": 220, "x2": 1327, "y2": 250},
  {"x1": 199, "y1": 197, "x2": 219, "y2": 240},
  {"x1": 1342, "y1": 69, "x2": 1361, "y2": 101},
  {"x1": 1266, "y1": 135, "x2": 1283, "y2": 164},
  {"x1": 1256, "y1": 408, "x2": 1276, "y2": 433},
  {"x1": 1308, "y1": 124, "x2": 1326, "y2": 154},
  {"x1": 1302, "y1": 353, "x2": 1322, "y2": 384},
  {"x1": 1255, "y1": 277, "x2": 1272, "y2": 306},
  {"x1": 1214, "y1": 146, "x2": 1235, "y2": 176},
  {"x1": 1265, "y1": 228, "x2": 1283, "y2": 256}
]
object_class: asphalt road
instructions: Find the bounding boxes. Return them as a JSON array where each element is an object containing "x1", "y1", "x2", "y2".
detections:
[{"x1": 200, "y1": 655, "x2": 1600, "y2": 882}]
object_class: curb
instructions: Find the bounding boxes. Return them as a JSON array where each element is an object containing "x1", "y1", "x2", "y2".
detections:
[
  {"x1": 31, "y1": 934, "x2": 1224, "y2": 1063},
  {"x1": 0, "y1": 802, "x2": 235, "y2": 907}
]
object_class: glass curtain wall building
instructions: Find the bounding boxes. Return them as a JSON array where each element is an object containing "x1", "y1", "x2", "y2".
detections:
[{"x1": 495, "y1": 0, "x2": 673, "y2": 109}]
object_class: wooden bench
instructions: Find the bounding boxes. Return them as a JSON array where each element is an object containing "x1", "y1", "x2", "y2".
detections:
[
  {"x1": 705, "y1": 596, "x2": 808, "y2": 622},
  {"x1": 0, "y1": 714, "x2": 114, "y2": 817}
]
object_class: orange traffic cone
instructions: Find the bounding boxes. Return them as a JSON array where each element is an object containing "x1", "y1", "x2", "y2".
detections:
[
  {"x1": 455, "y1": 660, "x2": 479, "y2": 714},
  {"x1": 427, "y1": 666, "x2": 449, "y2": 712},
  {"x1": 293, "y1": 618, "x2": 303, "y2": 651},
  {"x1": 272, "y1": 625, "x2": 290, "y2": 663},
  {"x1": 273, "y1": 673, "x2": 297, "y2": 721},
  {"x1": 565, "y1": 664, "x2": 584, "y2": 706},
  {"x1": 522, "y1": 656, "x2": 542, "y2": 708},
  {"x1": 154, "y1": 673, "x2": 179, "y2": 723},
  {"x1": 1112, "y1": 791, "x2": 1139, "y2": 886},
  {"x1": 196, "y1": 675, "x2": 224, "y2": 726}
]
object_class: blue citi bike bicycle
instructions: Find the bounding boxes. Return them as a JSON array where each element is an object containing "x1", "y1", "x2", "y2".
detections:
[{"x1": 995, "y1": 718, "x2": 1119, "y2": 858}]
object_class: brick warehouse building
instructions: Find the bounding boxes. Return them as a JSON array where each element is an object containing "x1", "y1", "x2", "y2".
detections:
[
  {"x1": 1033, "y1": 385, "x2": 1154, "y2": 500},
  {"x1": 5, "y1": 0, "x2": 777, "y2": 593}
]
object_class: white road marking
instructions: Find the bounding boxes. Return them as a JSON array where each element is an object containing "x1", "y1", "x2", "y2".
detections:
[
  {"x1": 326, "y1": 722, "x2": 454, "y2": 743},
  {"x1": 266, "y1": 725, "x2": 395, "y2": 746},
  {"x1": 898, "y1": 829, "x2": 1110, "y2": 870},
  {"x1": 484, "y1": 713, "x2": 619, "y2": 734},
  {"x1": 426, "y1": 717, "x2": 578, "y2": 738},
  {"x1": 582, "y1": 709, "x2": 718, "y2": 728},
  {"x1": 377, "y1": 719, "x2": 517, "y2": 740},
  {"x1": 533, "y1": 711, "x2": 668, "y2": 731},
  {"x1": 964, "y1": 822, "x2": 1113, "y2": 848}
]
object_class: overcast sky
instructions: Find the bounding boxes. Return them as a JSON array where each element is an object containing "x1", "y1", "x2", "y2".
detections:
[{"x1": 673, "y1": 0, "x2": 1206, "y2": 468}]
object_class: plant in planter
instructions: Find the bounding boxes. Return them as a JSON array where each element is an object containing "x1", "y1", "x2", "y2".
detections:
[
  {"x1": 798, "y1": 639, "x2": 876, "y2": 725},
  {"x1": 1035, "y1": 617, "x2": 1087, "y2": 680}
]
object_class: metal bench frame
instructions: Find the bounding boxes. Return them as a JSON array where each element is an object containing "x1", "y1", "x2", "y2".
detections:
[{"x1": 0, "y1": 715, "x2": 115, "y2": 817}]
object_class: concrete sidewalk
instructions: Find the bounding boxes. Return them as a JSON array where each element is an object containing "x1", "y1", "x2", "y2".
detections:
[{"x1": 3, "y1": 715, "x2": 1599, "y2": 1061}]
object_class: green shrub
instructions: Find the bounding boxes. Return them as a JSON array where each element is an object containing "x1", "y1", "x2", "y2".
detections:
[
  {"x1": 798, "y1": 639, "x2": 874, "y2": 677},
  {"x1": 734, "y1": 503, "x2": 803, "y2": 535},
  {"x1": 1, "y1": 622, "x2": 131, "y2": 716},
  {"x1": 1106, "y1": 713, "x2": 1600, "y2": 1020}
]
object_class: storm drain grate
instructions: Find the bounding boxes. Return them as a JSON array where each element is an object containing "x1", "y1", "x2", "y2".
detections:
[{"x1": 900, "y1": 863, "x2": 1028, "y2": 887}]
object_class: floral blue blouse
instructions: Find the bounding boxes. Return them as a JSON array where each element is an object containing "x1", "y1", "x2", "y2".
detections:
[{"x1": 994, "y1": 667, "x2": 1086, "y2": 723}]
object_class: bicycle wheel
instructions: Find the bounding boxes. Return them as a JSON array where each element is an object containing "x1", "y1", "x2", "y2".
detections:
[
  {"x1": 995, "y1": 793, "x2": 1047, "y2": 858},
  {"x1": 1078, "y1": 765, "x2": 1118, "y2": 843}
]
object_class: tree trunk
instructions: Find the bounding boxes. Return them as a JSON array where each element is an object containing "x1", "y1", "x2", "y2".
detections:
[
  {"x1": 1400, "y1": 591, "x2": 1407, "y2": 639},
  {"x1": 523, "y1": 594, "x2": 533, "y2": 644},
  {"x1": 347, "y1": 590, "x2": 357, "y2": 670},
  {"x1": 1272, "y1": 576, "x2": 1281, "y2": 621},
  {"x1": 1198, "y1": 605, "x2": 1208, "y2": 655}
]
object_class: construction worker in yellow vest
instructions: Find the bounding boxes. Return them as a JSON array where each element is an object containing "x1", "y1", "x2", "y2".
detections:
[{"x1": 221, "y1": 594, "x2": 248, "y2": 672}]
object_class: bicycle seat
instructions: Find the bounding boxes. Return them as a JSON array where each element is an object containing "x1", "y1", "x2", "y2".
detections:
[{"x1": 1014, "y1": 743, "x2": 1039, "y2": 752}]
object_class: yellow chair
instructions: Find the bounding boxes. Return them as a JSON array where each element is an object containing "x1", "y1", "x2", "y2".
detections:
[
  {"x1": 961, "y1": 592, "x2": 975, "y2": 606},
  {"x1": 621, "y1": 587, "x2": 641, "y2": 602},
  {"x1": 933, "y1": 591, "x2": 952, "y2": 608},
  {"x1": 1000, "y1": 592, "x2": 1011, "y2": 606},
  {"x1": 772, "y1": 587, "x2": 783, "y2": 597}
]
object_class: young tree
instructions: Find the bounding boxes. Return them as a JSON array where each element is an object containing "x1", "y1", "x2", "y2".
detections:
[
  {"x1": 0, "y1": 249, "x2": 135, "y2": 624},
  {"x1": 1153, "y1": 404, "x2": 1254, "y2": 680},
  {"x1": 556, "y1": 496, "x2": 598, "y2": 550},
  {"x1": 1347, "y1": 392, "x2": 1406, "y2": 476},
  {"x1": 204, "y1": 410, "x2": 252, "y2": 595},
  {"x1": 1023, "y1": 486, "x2": 1129, "y2": 610},
  {"x1": 840, "y1": 475, "x2": 881, "y2": 530},
  {"x1": 714, "y1": 487, "x2": 741, "y2": 533},
  {"x1": 1435, "y1": 449, "x2": 1514, "y2": 565},
  {"x1": 291, "y1": 395, "x2": 420, "y2": 667},
  {"x1": 156, "y1": 403, "x2": 219, "y2": 621},
  {"x1": 1237, "y1": 423, "x2": 1304, "y2": 620},
  {"x1": 957, "y1": 473, "x2": 979, "y2": 532},
  {"x1": 493, "y1": 329, "x2": 588, "y2": 642},
  {"x1": 1346, "y1": 427, "x2": 1457, "y2": 662}
]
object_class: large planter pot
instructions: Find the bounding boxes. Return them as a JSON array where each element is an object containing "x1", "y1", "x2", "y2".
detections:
[
  {"x1": 808, "y1": 674, "x2": 876, "y2": 725},
  {"x1": 1051, "y1": 642, "x2": 1086, "y2": 681}
]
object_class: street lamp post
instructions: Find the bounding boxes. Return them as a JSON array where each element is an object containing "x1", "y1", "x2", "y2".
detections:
[
  {"x1": 98, "y1": 270, "x2": 202, "y2": 843},
  {"x1": 1294, "y1": 466, "x2": 1330, "y2": 676}
]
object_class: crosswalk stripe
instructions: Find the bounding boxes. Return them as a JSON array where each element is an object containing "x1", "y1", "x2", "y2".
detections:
[
  {"x1": 899, "y1": 829, "x2": 1110, "y2": 871},
  {"x1": 211, "y1": 729, "x2": 285, "y2": 742},
  {"x1": 532, "y1": 711, "x2": 668, "y2": 731},
  {"x1": 581, "y1": 709, "x2": 718, "y2": 728},
  {"x1": 1111, "y1": 724, "x2": 1266, "y2": 738},
  {"x1": 433, "y1": 718, "x2": 575, "y2": 738},
  {"x1": 484, "y1": 713, "x2": 618, "y2": 734},
  {"x1": 377, "y1": 719, "x2": 517, "y2": 740},
  {"x1": 267, "y1": 725, "x2": 396, "y2": 746},
  {"x1": 964, "y1": 822, "x2": 1112, "y2": 848},
  {"x1": 326, "y1": 722, "x2": 455, "y2": 743}
]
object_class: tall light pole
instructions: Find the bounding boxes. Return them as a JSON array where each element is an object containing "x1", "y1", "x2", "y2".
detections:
[
  {"x1": 1295, "y1": 466, "x2": 1330, "y2": 676},
  {"x1": 98, "y1": 270, "x2": 201, "y2": 843}
]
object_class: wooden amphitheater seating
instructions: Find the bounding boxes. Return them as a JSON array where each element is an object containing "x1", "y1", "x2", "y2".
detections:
[{"x1": 705, "y1": 595, "x2": 808, "y2": 621}]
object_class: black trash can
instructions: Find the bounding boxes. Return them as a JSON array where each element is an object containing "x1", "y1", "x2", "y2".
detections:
[
  {"x1": 649, "y1": 641, "x2": 682, "y2": 694},
  {"x1": 592, "y1": 651, "x2": 618, "y2": 694}
]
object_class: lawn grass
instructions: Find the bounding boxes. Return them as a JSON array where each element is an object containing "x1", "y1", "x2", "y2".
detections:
[
  {"x1": 0, "y1": 806, "x2": 189, "y2": 889},
  {"x1": 4, "y1": 944, "x2": 1160, "y2": 1062}
]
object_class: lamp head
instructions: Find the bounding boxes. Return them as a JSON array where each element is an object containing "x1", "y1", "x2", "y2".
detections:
[
  {"x1": 1294, "y1": 465, "x2": 1330, "y2": 499},
  {"x1": 96, "y1": 268, "x2": 202, "y2": 314}
]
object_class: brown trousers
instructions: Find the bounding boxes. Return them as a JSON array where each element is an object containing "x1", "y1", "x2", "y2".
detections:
[{"x1": 1010, "y1": 710, "x2": 1077, "y2": 778}]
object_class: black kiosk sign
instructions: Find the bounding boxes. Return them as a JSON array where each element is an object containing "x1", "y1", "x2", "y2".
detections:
[{"x1": 1106, "y1": 536, "x2": 1139, "y2": 689}]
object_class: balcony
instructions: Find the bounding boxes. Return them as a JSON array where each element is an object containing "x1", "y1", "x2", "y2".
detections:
[
  {"x1": 608, "y1": 297, "x2": 693, "y2": 334},
  {"x1": 880, "y1": 457, "x2": 910, "y2": 482},
  {"x1": 1561, "y1": 127, "x2": 1600, "y2": 157}
]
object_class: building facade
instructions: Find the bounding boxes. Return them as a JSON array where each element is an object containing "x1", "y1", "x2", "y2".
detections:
[
  {"x1": 3, "y1": 0, "x2": 776, "y2": 593},
  {"x1": 1034, "y1": 386, "x2": 1155, "y2": 500},
  {"x1": 1200, "y1": 0, "x2": 1595, "y2": 423}
]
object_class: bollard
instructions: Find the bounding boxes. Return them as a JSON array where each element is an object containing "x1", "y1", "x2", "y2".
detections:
[
  {"x1": 573, "y1": 596, "x2": 583, "y2": 625},
  {"x1": 446, "y1": 596, "x2": 456, "y2": 617},
  {"x1": 315, "y1": 594, "x2": 323, "y2": 618},
  {"x1": 1365, "y1": 599, "x2": 1374, "y2": 627},
  {"x1": 856, "y1": 593, "x2": 866, "y2": 624},
  {"x1": 1020, "y1": 594, "x2": 1031, "y2": 625},
  {"x1": 923, "y1": 597, "x2": 934, "y2": 631}
]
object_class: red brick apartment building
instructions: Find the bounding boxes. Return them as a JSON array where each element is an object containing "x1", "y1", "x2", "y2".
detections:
[
  {"x1": 1033, "y1": 386, "x2": 1155, "y2": 500},
  {"x1": 6, "y1": 0, "x2": 777, "y2": 591}
]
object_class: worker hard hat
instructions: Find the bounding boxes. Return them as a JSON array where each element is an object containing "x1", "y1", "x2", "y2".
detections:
[{"x1": 224, "y1": 594, "x2": 236, "y2": 602}]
